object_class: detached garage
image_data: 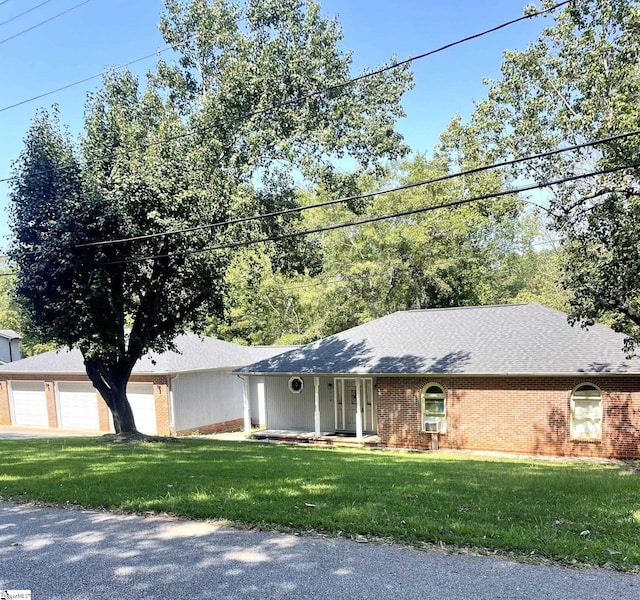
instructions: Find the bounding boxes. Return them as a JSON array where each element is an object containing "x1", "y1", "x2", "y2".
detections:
[
  {"x1": 10, "y1": 381, "x2": 48, "y2": 428},
  {"x1": 125, "y1": 383, "x2": 156, "y2": 435},
  {"x1": 57, "y1": 382, "x2": 100, "y2": 430},
  {"x1": 0, "y1": 333, "x2": 290, "y2": 436}
]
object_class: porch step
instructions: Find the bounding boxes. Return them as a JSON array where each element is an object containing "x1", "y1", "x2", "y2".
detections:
[{"x1": 252, "y1": 429, "x2": 379, "y2": 448}]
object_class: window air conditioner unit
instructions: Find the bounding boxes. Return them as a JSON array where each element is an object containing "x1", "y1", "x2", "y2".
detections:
[{"x1": 423, "y1": 417, "x2": 442, "y2": 433}]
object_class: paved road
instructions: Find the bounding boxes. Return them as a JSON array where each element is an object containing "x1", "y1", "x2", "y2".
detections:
[{"x1": 1, "y1": 501, "x2": 639, "y2": 600}]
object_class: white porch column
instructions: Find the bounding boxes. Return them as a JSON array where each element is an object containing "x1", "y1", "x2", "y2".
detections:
[
  {"x1": 355, "y1": 378, "x2": 363, "y2": 440},
  {"x1": 240, "y1": 376, "x2": 251, "y2": 435},
  {"x1": 314, "y1": 376, "x2": 321, "y2": 437}
]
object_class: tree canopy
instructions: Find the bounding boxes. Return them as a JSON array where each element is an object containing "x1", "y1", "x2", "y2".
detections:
[
  {"x1": 477, "y1": 0, "x2": 640, "y2": 350},
  {"x1": 9, "y1": 0, "x2": 413, "y2": 433},
  {"x1": 207, "y1": 117, "x2": 552, "y2": 345}
]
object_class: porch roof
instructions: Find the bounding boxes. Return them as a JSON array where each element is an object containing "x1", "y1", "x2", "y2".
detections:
[{"x1": 236, "y1": 304, "x2": 640, "y2": 376}]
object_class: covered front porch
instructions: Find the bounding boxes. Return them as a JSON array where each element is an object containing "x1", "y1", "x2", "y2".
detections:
[{"x1": 240, "y1": 375, "x2": 378, "y2": 442}]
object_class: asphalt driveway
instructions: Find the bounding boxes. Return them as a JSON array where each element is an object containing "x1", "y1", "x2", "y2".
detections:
[
  {"x1": 0, "y1": 426, "x2": 98, "y2": 439},
  {"x1": 1, "y1": 501, "x2": 638, "y2": 600}
]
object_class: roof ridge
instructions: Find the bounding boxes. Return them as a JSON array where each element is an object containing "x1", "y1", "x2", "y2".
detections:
[{"x1": 402, "y1": 303, "x2": 531, "y2": 314}]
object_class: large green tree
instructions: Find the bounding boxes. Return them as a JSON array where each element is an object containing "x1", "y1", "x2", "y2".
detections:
[
  {"x1": 209, "y1": 117, "x2": 543, "y2": 344},
  {"x1": 477, "y1": 0, "x2": 640, "y2": 349},
  {"x1": 9, "y1": 0, "x2": 412, "y2": 433}
]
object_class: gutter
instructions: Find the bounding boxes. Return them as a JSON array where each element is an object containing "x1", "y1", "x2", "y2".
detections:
[{"x1": 231, "y1": 371, "x2": 640, "y2": 378}]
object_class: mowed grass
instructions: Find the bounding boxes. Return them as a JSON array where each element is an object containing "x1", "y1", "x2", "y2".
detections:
[{"x1": 1, "y1": 438, "x2": 639, "y2": 570}]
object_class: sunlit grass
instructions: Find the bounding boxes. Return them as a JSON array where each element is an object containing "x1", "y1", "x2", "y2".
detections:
[{"x1": 0, "y1": 437, "x2": 639, "y2": 570}]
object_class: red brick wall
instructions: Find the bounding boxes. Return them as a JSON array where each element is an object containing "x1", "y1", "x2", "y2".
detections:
[
  {"x1": 0, "y1": 373, "x2": 170, "y2": 435},
  {"x1": 148, "y1": 376, "x2": 170, "y2": 436},
  {"x1": 177, "y1": 418, "x2": 244, "y2": 436},
  {"x1": 0, "y1": 379, "x2": 10, "y2": 425},
  {"x1": 44, "y1": 378, "x2": 58, "y2": 428},
  {"x1": 376, "y1": 376, "x2": 640, "y2": 459}
]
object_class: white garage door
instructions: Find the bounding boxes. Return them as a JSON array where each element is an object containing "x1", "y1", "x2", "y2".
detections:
[
  {"x1": 127, "y1": 383, "x2": 157, "y2": 435},
  {"x1": 57, "y1": 382, "x2": 100, "y2": 430},
  {"x1": 11, "y1": 381, "x2": 48, "y2": 427}
]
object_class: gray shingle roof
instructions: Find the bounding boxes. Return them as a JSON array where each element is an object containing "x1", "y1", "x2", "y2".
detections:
[
  {"x1": 0, "y1": 330, "x2": 21, "y2": 340},
  {"x1": 0, "y1": 333, "x2": 295, "y2": 375},
  {"x1": 236, "y1": 304, "x2": 640, "y2": 376}
]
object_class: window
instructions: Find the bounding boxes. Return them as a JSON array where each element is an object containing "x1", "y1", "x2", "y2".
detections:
[
  {"x1": 571, "y1": 384, "x2": 602, "y2": 440},
  {"x1": 422, "y1": 383, "x2": 445, "y2": 433},
  {"x1": 288, "y1": 376, "x2": 304, "y2": 394}
]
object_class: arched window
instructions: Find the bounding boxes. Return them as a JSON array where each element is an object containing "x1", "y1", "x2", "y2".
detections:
[
  {"x1": 571, "y1": 384, "x2": 602, "y2": 440},
  {"x1": 422, "y1": 383, "x2": 445, "y2": 433}
]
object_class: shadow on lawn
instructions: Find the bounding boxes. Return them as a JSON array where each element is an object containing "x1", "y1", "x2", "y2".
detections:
[{"x1": 0, "y1": 438, "x2": 638, "y2": 570}]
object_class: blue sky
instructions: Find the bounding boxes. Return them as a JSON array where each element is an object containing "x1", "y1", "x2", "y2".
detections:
[{"x1": 0, "y1": 0, "x2": 552, "y2": 248}]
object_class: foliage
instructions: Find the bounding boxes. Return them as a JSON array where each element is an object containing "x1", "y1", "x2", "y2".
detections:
[
  {"x1": 9, "y1": 0, "x2": 413, "y2": 431},
  {"x1": 0, "y1": 270, "x2": 20, "y2": 334},
  {"x1": 1, "y1": 437, "x2": 639, "y2": 571},
  {"x1": 212, "y1": 117, "x2": 551, "y2": 344},
  {"x1": 0, "y1": 263, "x2": 57, "y2": 357},
  {"x1": 477, "y1": 0, "x2": 640, "y2": 349}
]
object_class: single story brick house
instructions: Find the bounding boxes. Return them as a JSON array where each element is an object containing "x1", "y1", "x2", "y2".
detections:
[
  {"x1": 236, "y1": 304, "x2": 640, "y2": 459},
  {"x1": 0, "y1": 333, "x2": 290, "y2": 436}
]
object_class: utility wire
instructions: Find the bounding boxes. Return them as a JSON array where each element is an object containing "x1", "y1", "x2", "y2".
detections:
[
  {"x1": 107, "y1": 161, "x2": 640, "y2": 266},
  {"x1": 0, "y1": 14, "x2": 253, "y2": 112},
  {"x1": 0, "y1": 46, "x2": 173, "y2": 112},
  {"x1": 77, "y1": 128, "x2": 638, "y2": 249},
  {"x1": 0, "y1": 0, "x2": 53, "y2": 27},
  {"x1": 0, "y1": 239, "x2": 559, "y2": 280},
  {"x1": 0, "y1": 0, "x2": 90, "y2": 46},
  {"x1": 0, "y1": 0, "x2": 570, "y2": 184}
]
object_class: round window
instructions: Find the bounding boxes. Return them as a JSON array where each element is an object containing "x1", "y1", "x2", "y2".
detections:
[{"x1": 288, "y1": 377, "x2": 304, "y2": 393}]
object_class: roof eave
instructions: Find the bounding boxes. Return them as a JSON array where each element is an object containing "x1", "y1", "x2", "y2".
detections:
[{"x1": 235, "y1": 370, "x2": 640, "y2": 377}]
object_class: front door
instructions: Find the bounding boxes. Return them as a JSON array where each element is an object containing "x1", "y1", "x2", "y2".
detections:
[{"x1": 334, "y1": 378, "x2": 376, "y2": 433}]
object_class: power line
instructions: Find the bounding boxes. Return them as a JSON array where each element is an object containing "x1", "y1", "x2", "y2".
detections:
[
  {"x1": 0, "y1": 14, "x2": 253, "y2": 112},
  {"x1": 0, "y1": 46, "x2": 173, "y2": 112},
  {"x1": 0, "y1": 0, "x2": 54, "y2": 27},
  {"x1": 0, "y1": 238, "x2": 560, "y2": 281},
  {"x1": 0, "y1": 0, "x2": 570, "y2": 184},
  {"x1": 77, "y1": 128, "x2": 638, "y2": 250},
  {"x1": 107, "y1": 161, "x2": 639, "y2": 266},
  {"x1": 0, "y1": 0, "x2": 90, "y2": 46}
]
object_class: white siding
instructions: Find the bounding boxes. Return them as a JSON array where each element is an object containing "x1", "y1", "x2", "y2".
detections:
[
  {"x1": 264, "y1": 375, "x2": 334, "y2": 431},
  {"x1": 172, "y1": 370, "x2": 244, "y2": 432},
  {"x1": 0, "y1": 338, "x2": 20, "y2": 363},
  {"x1": 10, "y1": 340, "x2": 21, "y2": 362}
]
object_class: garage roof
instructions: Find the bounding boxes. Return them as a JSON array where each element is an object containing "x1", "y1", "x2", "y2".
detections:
[{"x1": 0, "y1": 333, "x2": 294, "y2": 375}]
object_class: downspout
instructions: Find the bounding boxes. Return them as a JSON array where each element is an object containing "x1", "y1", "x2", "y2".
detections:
[
  {"x1": 355, "y1": 379, "x2": 363, "y2": 440},
  {"x1": 8, "y1": 336, "x2": 18, "y2": 362}
]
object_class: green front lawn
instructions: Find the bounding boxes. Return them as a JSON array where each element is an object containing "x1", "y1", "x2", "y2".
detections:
[{"x1": 1, "y1": 437, "x2": 639, "y2": 570}]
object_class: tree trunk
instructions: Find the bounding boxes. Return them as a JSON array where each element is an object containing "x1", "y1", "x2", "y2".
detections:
[{"x1": 84, "y1": 358, "x2": 139, "y2": 435}]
